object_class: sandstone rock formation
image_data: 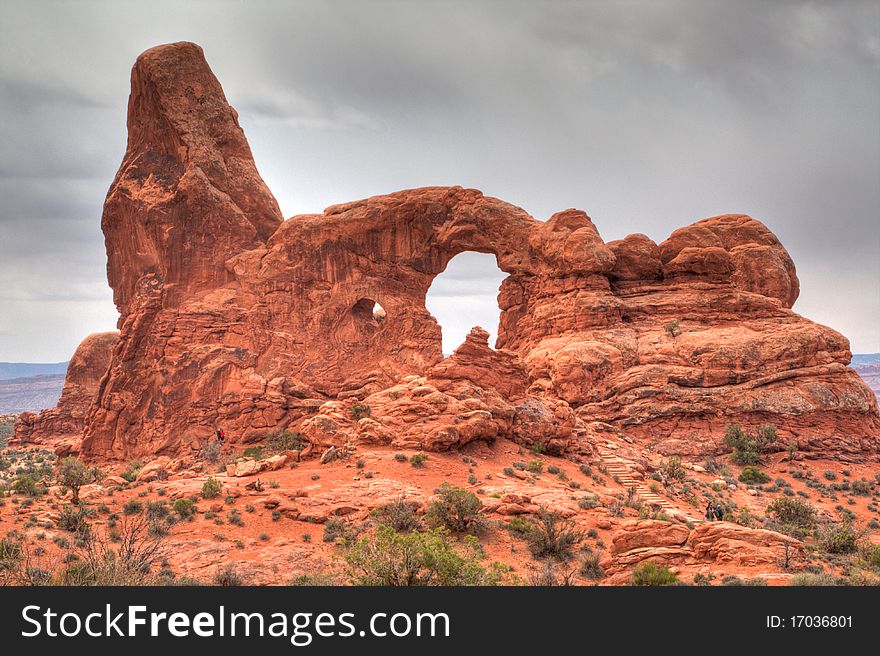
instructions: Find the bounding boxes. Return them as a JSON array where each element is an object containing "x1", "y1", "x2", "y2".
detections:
[
  {"x1": 12, "y1": 332, "x2": 118, "y2": 452},
  {"x1": 15, "y1": 42, "x2": 880, "y2": 462},
  {"x1": 602, "y1": 519, "x2": 805, "y2": 583}
]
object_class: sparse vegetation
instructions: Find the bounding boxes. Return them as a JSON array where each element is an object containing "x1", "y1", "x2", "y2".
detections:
[
  {"x1": 201, "y1": 477, "x2": 223, "y2": 499},
  {"x1": 766, "y1": 497, "x2": 817, "y2": 537},
  {"x1": 724, "y1": 423, "x2": 778, "y2": 465},
  {"x1": 371, "y1": 498, "x2": 421, "y2": 532},
  {"x1": 425, "y1": 484, "x2": 486, "y2": 535},
  {"x1": 344, "y1": 526, "x2": 504, "y2": 586},
  {"x1": 527, "y1": 509, "x2": 584, "y2": 561},
  {"x1": 632, "y1": 562, "x2": 679, "y2": 586},
  {"x1": 738, "y1": 466, "x2": 770, "y2": 485},
  {"x1": 56, "y1": 457, "x2": 99, "y2": 505}
]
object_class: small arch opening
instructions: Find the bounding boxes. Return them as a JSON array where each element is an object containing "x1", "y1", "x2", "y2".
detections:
[
  {"x1": 352, "y1": 298, "x2": 386, "y2": 326},
  {"x1": 425, "y1": 252, "x2": 507, "y2": 355}
]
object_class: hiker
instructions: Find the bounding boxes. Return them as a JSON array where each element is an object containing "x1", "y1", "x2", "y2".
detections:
[
  {"x1": 705, "y1": 502, "x2": 715, "y2": 522},
  {"x1": 714, "y1": 504, "x2": 724, "y2": 522},
  {"x1": 216, "y1": 428, "x2": 226, "y2": 446}
]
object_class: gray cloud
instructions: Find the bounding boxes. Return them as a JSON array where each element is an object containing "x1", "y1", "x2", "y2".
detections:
[{"x1": 0, "y1": 0, "x2": 877, "y2": 361}]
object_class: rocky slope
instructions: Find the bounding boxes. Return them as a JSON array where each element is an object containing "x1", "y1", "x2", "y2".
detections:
[{"x1": 14, "y1": 41, "x2": 879, "y2": 464}]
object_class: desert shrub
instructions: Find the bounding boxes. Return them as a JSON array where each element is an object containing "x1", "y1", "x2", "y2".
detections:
[
  {"x1": 199, "y1": 440, "x2": 222, "y2": 464},
  {"x1": 12, "y1": 474, "x2": 44, "y2": 497},
  {"x1": 766, "y1": 497, "x2": 816, "y2": 537},
  {"x1": 529, "y1": 442, "x2": 547, "y2": 454},
  {"x1": 146, "y1": 501, "x2": 169, "y2": 520},
  {"x1": 821, "y1": 522, "x2": 859, "y2": 554},
  {"x1": 371, "y1": 498, "x2": 421, "y2": 532},
  {"x1": 528, "y1": 561, "x2": 577, "y2": 586},
  {"x1": 242, "y1": 446, "x2": 263, "y2": 460},
  {"x1": 323, "y1": 518, "x2": 358, "y2": 544},
  {"x1": 527, "y1": 509, "x2": 584, "y2": 561},
  {"x1": 579, "y1": 548, "x2": 604, "y2": 581},
  {"x1": 663, "y1": 320, "x2": 681, "y2": 337},
  {"x1": 526, "y1": 460, "x2": 544, "y2": 474},
  {"x1": 344, "y1": 526, "x2": 502, "y2": 586},
  {"x1": 351, "y1": 402, "x2": 371, "y2": 420},
  {"x1": 173, "y1": 498, "x2": 194, "y2": 518},
  {"x1": 56, "y1": 514, "x2": 167, "y2": 585},
  {"x1": 578, "y1": 495, "x2": 599, "y2": 510},
  {"x1": 503, "y1": 516, "x2": 533, "y2": 538},
  {"x1": 425, "y1": 484, "x2": 485, "y2": 534},
  {"x1": 267, "y1": 430, "x2": 304, "y2": 453},
  {"x1": 201, "y1": 477, "x2": 222, "y2": 499},
  {"x1": 721, "y1": 575, "x2": 767, "y2": 586},
  {"x1": 660, "y1": 456, "x2": 686, "y2": 482},
  {"x1": 213, "y1": 563, "x2": 243, "y2": 586},
  {"x1": 56, "y1": 457, "x2": 98, "y2": 505},
  {"x1": 789, "y1": 573, "x2": 842, "y2": 586},
  {"x1": 724, "y1": 423, "x2": 777, "y2": 465},
  {"x1": 410, "y1": 453, "x2": 428, "y2": 468},
  {"x1": 123, "y1": 499, "x2": 143, "y2": 516},
  {"x1": 289, "y1": 572, "x2": 341, "y2": 586},
  {"x1": 738, "y1": 466, "x2": 770, "y2": 485},
  {"x1": 851, "y1": 478, "x2": 872, "y2": 496},
  {"x1": 0, "y1": 537, "x2": 23, "y2": 572},
  {"x1": 394, "y1": 453, "x2": 408, "y2": 462},
  {"x1": 119, "y1": 461, "x2": 143, "y2": 483},
  {"x1": 58, "y1": 505, "x2": 91, "y2": 535},
  {"x1": 632, "y1": 562, "x2": 679, "y2": 586},
  {"x1": 859, "y1": 543, "x2": 880, "y2": 573}
]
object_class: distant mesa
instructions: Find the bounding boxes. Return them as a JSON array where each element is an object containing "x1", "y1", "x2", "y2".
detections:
[{"x1": 13, "y1": 41, "x2": 880, "y2": 462}]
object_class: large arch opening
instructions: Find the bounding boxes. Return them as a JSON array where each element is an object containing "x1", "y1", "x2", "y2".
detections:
[{"x1": 425, "y1": 252, "x2": 507, "y2": 356}]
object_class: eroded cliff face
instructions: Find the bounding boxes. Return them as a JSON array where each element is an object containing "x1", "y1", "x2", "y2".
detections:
[
  {"x1": 12, "y1": 332, "x2": 118, "y2": 452},
  {"x1": 15, "y1": 42, "x2": 880, "y2": 461}
]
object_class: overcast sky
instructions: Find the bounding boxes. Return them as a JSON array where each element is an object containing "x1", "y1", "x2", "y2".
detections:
[{"x1": 1, "y1": 0, "x2": 878, "y2": 361}]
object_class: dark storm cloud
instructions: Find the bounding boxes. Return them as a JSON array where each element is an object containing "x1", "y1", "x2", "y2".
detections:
[{"x1": 0, "y1": 0, "x2": 877, "y2": 360}]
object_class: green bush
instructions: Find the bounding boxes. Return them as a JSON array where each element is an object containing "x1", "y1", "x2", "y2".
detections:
[
  {"x1": 201, "y1": 477, "x2": 223, "y2": 499},
  {"x1": 12, "y1": 474, "x2": 44, "y2": 497},
  {"x1": 323, "y1": 518, "x2": 358, "y2": 544},
  {"x1": 724, "y1": 424, "x2": 777, "y2": 465},
  {"x1": 351, "y1": 402, "x2": 371, "y2": 420},
  {"x1": 345, "y1": 526, "x2": 502, "y2": 586},
  {"x1": 58, "y1": 505, "x2": 91, "y2": 535},
  {"x1": 821, "y1": 523, "x2": 859, "y2": 554},
  {"x1": 527, "y1": 509, "x2": 584, "y2": 561},
  {"x1": 370, "y1": 498, "x2": 421, "y2": 532},
  {"x1": 242, "y1": 446, "x2": 263, "y2": 460},
  {"x1": 410, "y1": 453, "x2": 428, "y2": 468},
  {"x1": 789, "y1": 573, "x2": 842, "y2": 586},
  {"x1": 767, "y1": 497, "x2": 816, "y2": 537},
  {"x1": 632, "y1": 562, "x2": 679, "y2": 586},
  {"x1": 267, "y1": 430, "x2": 305, "y2": 453},
  {"x1": 660, "y1": 456, "x2": 686, "y2": 481},
  {"x1": 123, "y1": 499, "x2": 143, "y2": 515},
  {"x1": 119, "y1": 461, "x2": 143, "y2": 483},
  {"x1": 56, "y1": 457, "x2": 98, "y2": 505},
  {"x1": 173, "y1": 498, "x2": 195, "y2": 517},
  {"x1": 425, "y1": 484, "x2": 485, "y2": 534},
  {"x1": 527, "y1": 460, "x2": 544, "y2": 474},
  {"x1": 738, "y1": 466, "x2": 770, "y2": 484}
]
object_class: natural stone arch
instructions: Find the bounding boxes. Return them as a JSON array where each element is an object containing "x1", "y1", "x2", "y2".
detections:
[{"x1": 425, "y1": 251, "x2": 507, "y2": 355}]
